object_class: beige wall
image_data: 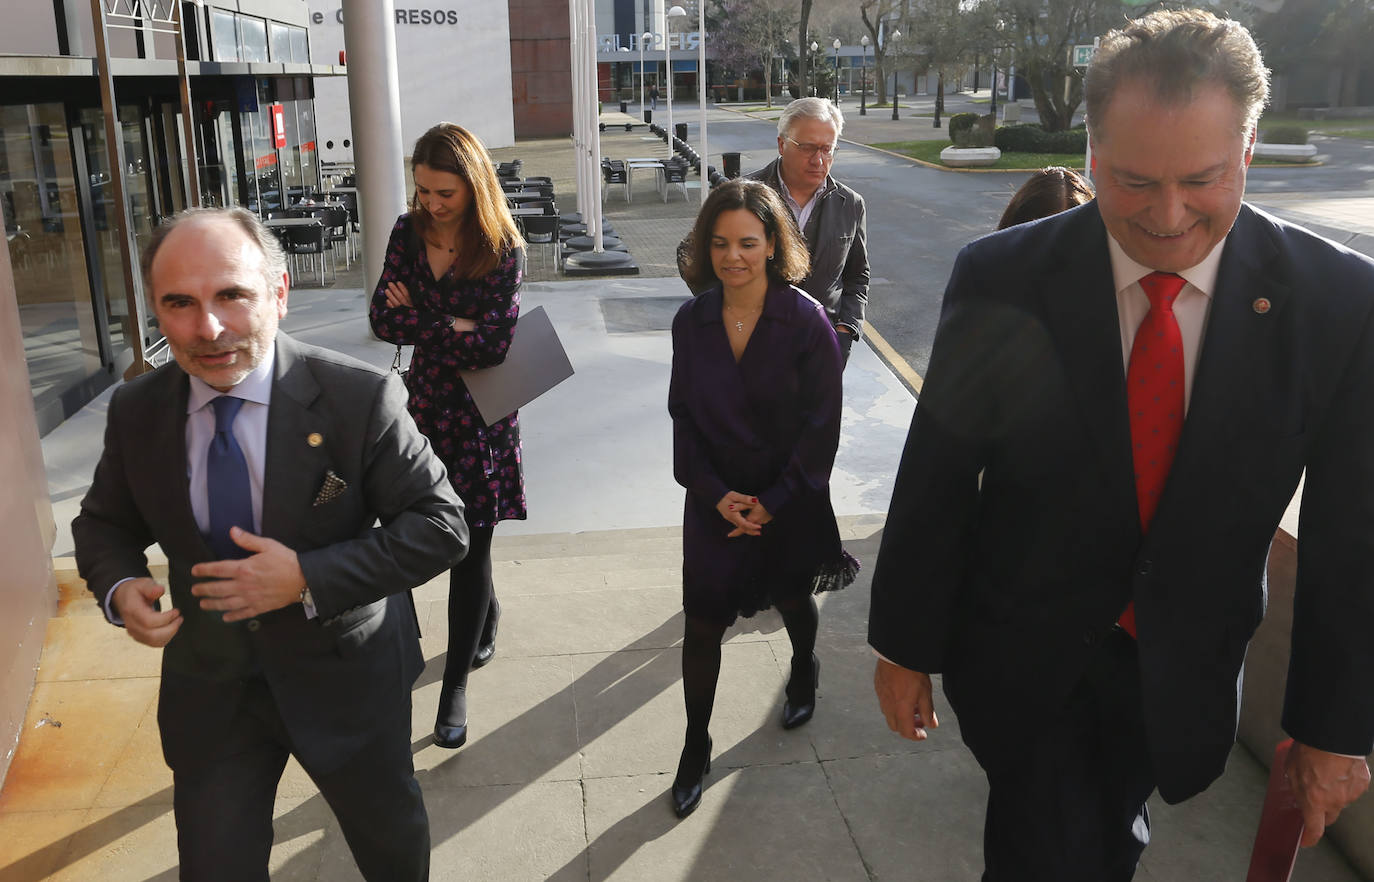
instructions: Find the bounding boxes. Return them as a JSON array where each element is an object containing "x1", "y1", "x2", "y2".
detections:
[{"x1": 0, "y1": 221, "x2": 57, "y2": 790}]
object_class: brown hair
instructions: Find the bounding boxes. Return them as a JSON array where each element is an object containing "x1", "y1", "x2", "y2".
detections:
[
  {"x1": 1085, "y1": 9, "x2": 1270, "y2": 143},
  {"x1": 997, "y1": 167, "x2": 1095, "y2": 230},
  {"x1": 141, "y1": 207, "x2": 288, "y2": 298},
  {"x1": 410, "y1": 122, "x2": 523, "y2": 278},
  {"x1": 682, "y1": 179, "x2": 809, "y2": 291}
]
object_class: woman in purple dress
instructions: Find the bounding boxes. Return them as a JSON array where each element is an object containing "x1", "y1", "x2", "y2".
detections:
[
  {"x1": 368, "y1": 122, "x2": 526, "y2": 749},
  {"x1": 669, "y1": 179, "x2": 856, "y2": 817}
]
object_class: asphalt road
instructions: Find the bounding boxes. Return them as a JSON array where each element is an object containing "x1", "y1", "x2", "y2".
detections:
[{"x1": 682, "y1": 104, "x2": 1373, "y2": 381}]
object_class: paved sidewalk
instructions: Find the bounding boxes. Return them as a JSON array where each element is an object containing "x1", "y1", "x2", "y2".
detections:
[{"x1": 3, "y1": 110, "x2": 1371, "y2": 880}]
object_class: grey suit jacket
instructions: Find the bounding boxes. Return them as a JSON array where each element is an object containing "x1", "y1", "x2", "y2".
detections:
[
  {"x1": 73, "y1": 332, "x2": 468, "y2": 773},
  {"x1": 869, "y1": 202, "x2": 1374, "y2": 803}
]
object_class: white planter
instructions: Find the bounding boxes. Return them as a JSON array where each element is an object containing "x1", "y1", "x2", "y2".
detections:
[
  {"x1": 940, "y1": 146, "x2": 1001, "y2": 168},
  {"x1": 1253, "y1": 142, "x2": 1317, "y2": 162}
]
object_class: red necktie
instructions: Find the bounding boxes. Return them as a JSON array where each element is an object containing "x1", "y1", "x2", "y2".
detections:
[{"x1": 1119, "y1": 271, "x2": 1187, "y2": 638}]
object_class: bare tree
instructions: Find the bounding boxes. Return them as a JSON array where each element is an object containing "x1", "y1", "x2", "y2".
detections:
[
  {"x1": 860, "y1": 0, "x2": 900, "y2": 104},
  {"x1": 994, "y1": 0, "x2": 1126, "y2": 131},
  {"x1": 711, "y1": 0, "x2": 797, "y2": 105}
]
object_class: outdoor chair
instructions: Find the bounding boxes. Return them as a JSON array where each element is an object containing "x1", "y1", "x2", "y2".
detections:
[
  {"x1": 601, "y1": 159, "x2": 628, "y2": 202},
  {"x1": 283, "y1": 222, "x2": 333, "y2": 286},
  {"x1": 661, "y1": 160, "x2": 689, "y2": 202},
  {"x1": 520, "y1": 214, "x2": 560, "y2": 274}
]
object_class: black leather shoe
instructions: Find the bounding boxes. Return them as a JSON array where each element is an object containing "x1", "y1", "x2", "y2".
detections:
[
  {"x1": 671, "y1": 735, "x2": 712, "y2": 819},
  {"x1": 433, "y1": 722, "x2": 468, "y2": 749},
  {"x1": 434, "y1": 687, "x2": 468, "y2": 749},
  {"x1": 472, "y1": 599, "x2": 501, "y2": 669},
  {"x1": 782, "y1": 653, "x2": 820, "y2": 730}
]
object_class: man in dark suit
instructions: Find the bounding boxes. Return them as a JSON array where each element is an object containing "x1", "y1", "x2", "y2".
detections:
[
  {"x1": 73, "y1": 208, "x2": 467, "y2": 881},
  {"x1": 869, "y1": 10, "x2": 1373, "y2": 879}
]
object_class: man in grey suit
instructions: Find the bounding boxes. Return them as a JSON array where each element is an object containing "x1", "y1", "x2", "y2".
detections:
[
  {"x1": 73, "y1": 208, "x2": 467, "y2": 881},
  {"x1": 679, "y1": 97, "x2": 869, "y2": 364}
]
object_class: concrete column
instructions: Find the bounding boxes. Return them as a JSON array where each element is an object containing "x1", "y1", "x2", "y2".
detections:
[
  {"x1": 342, "y1": 0, "x2": 407, "y2": 297},
  {"x1": 0, "y1": 209, "x2": 57, "y2": 791}
]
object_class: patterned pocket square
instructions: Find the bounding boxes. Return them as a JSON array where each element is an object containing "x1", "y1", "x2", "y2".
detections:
[{"x1": 313, "y1": 469, "x2": 348, "y2": 507}]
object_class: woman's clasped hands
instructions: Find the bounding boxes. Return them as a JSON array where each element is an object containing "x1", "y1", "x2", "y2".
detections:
[{"x1": 716, "y1": 491, "x2": 773, "y2": 538}]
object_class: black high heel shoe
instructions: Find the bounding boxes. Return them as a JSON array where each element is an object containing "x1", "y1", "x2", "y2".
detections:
[
  {"x1": 782, "y1": 653, "x2": 820, "y2": 730},
  {"x1": 472, "y1": 598, "x2": 501, "y2": 669},
  {"x1": 433, "y1": 686, "x2": 468, "y2": 749},
  {"x1": 671, "y1": 734, "x2": 712, "y2": 818}
]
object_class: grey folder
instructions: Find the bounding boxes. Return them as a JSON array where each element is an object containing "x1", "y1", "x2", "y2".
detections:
[{"x1": 461, "y1": 306, "x2": 574, "y2": 426}]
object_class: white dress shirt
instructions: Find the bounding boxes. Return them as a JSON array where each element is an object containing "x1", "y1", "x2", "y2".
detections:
[
  {"x1": 103, "y1": 348, "x2": 276, "y2": 622},
  {"x1": 1108, "y1": 234, "x2": 1226, "y2": 412}
]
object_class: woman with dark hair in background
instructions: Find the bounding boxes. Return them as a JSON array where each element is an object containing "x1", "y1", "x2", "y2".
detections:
[
  {"x1": 997, "y1": 166, "x2": 1094, "y2": 230},
  {"x1": 668, "y1": 179, "x2": 857, "y2": 818},
  {"x1": 369, "y1": 122, "x2": 526, "y2": 750}
]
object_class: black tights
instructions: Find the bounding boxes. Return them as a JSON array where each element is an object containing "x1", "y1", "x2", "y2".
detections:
[
  {"x1": 437, "y1": 525, "x2": 495, "y2": 726},
  {"x1": 678, "y1": 593, "x2": 819, "y2": 755}
]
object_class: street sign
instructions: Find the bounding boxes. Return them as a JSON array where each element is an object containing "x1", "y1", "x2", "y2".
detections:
[{"x1": 1073, "y1": 44, "x2": 1096, "y2": 67}]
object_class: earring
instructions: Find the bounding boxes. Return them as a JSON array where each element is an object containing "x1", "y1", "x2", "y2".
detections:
[{"x1": 767, "y1": 253, "x2": 775, "y2": 261}]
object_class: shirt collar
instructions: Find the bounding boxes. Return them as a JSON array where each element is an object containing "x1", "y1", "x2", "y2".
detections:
[
  {"x1": 186, "y1": 340, "x2": 277, "y2": 414},
  {"x1": 1106, "y1": 232, "x2": 1226, "y2": 299},
  {"x1": 776, "y1": 163, "x2": 833, "y2": 212}
]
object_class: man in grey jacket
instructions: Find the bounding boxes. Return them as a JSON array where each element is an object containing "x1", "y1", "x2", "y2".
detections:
[{"x1": 681, "y1": 97, "x2": 870, "y2": 364}]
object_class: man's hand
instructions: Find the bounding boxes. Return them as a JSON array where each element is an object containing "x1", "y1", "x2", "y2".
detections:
[
  {"x1": 112, "y1": 578, "x2": 182, "y2": 647},
  {"x1": 1286, "y1": 741, "x2": 1371, "y2": 846},
  {"x1": 190, "y1": 527, "x2": 306, "y2": 622},
  {"x1": 874, "y1": 658, "x2": 939, "y2": 741}
]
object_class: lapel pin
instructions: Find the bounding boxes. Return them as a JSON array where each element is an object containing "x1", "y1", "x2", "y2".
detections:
[
  {"x1": 307, "y1": 432, "x2": 324, "y2": 448},
  {"x1": 1253, "y1": 297, "x2": 1272, "y2": 315}
]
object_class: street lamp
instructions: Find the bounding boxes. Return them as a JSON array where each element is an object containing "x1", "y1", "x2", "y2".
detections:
[
  {"x1": 889, "y1": 29, "x2": 901, "y2": 121},
  {"x1": 860, "y1": 35, "x2": 869, "y2": 115},
  {"x1": 698, "y1": 0, "x2": 709, "y2": 204},
  {"x1": 640, "y1": 31, "x2": 653, "y2": 121},
  {"x1": 666, "y1": 5, "x2": 687, "y2": 161},
  {"x1": 809, "y1": 40, "x2": 818, "y2": 96},
  {"x1": 832, "y1": 38, "x2": 841, "y2": 105},
  {"x1": 618, "y1": 46, "x2": 630, "y2": 110}
]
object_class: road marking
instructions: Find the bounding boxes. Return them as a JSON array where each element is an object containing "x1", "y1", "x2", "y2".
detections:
[{"x1": 863, "y1": 321, "x2": 923, "y2": 394}]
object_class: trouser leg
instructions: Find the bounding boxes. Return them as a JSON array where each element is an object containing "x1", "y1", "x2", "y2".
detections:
[
  {"x1": 171, "y1": 678, "x2": 289, "y2": 882},
  {"x1": 981, "y1": 629, "x2": 1155, "y2": 882},
  {"x1": 305, "y1": 699, "x2": 431, "y2": 882}
]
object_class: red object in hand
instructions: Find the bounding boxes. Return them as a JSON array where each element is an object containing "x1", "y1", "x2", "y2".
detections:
[{"x1": 1246, "y1": 739, "x2": 1304, "y2": 882}]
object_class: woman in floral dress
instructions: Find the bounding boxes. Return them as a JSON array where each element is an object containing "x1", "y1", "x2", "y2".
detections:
[{"x1": 369, "y1": 122, "x2": 526, "y2": 749}]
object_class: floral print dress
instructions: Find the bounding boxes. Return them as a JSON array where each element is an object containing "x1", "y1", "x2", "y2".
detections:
[{"x1": 368, "y1": 213, "x2": 527, "y2": 527}]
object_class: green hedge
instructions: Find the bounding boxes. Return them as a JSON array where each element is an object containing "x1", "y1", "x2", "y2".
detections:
[
  {"x1": 1262, "y1": 124, "x2": 1309, "y2": 145},
  {"x1": 994, "y1": 123, "x2": 1088, "y2": 154},
  {"x1": 948, "y1": 112, "x2": 979, "y2": 141}
]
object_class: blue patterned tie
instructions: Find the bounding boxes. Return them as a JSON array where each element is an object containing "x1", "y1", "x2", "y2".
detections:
[{"x1": 207, "y1": 396, "x2": 254, "y2": 559}]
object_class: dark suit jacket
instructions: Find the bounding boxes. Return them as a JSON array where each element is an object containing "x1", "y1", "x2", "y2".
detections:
[
  {"x1": 73, "y1": 332, "x2": 467, "y2": 774},
  {"x1": 868, "y1": 202, "x2": 1374, "y2": 803}
]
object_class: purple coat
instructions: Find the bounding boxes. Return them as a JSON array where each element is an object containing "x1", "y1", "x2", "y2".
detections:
[
  {"x1": 669, "y1": 282, "x2": 845, "y2": 622},
  {"x1": 368, "y1": 214, "x2": 527, "y2": 528}
]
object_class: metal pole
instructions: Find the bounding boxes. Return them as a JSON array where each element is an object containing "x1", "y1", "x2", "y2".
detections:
[
  {"x1": 583, "y1": 0, "x2": 604, "y2": 251},
  {"x1": 89, "y1": 0, "x2": 148, "y2": 377},
  {"x1": 639, "y1": 34, "x2": 647, "y2": 121},
  {"x1": 890, "y1": 32, "x2": 901, "y2": 122},
  {"x1": 342, "y1": 0, "x2": 407, "y2": 296},
  {"x1": 860, "y1": 40, "x2": 868, "y2": 115},
  {"x1": 698, "y1": 1, "x2": 708, "y2": 204},
  {"x1": 665, "y1": 25, "x2": 675, "y2": 161},
  {"x1": 172, "y1": 2, "x2": 200, "y2": 207},
  {"x1": 568, "y1": 0, "x2": 585, "y2": 218}
]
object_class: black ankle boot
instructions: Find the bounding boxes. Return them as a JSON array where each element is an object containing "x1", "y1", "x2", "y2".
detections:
[
  {"x1": 472, "y1": 598, "x2": 501, "y2": 669},
  {"x1": 670, "y1": 734, "x2": 712, "y2": 818},
  {"x1": 433, "y1": 686, "x2": 468, "y2": 749},
  {"x1": 782, "y1": 653, "x2": 820, "y2": 730}
]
